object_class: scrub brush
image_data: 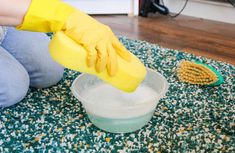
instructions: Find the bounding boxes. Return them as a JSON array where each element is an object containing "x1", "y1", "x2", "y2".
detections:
[{"x1": 177, "y1": 60, "x2": 224, "y2": 86}]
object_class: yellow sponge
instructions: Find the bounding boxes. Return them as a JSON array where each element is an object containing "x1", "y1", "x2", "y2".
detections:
[
  {"x1": 49, "y1": 32, "x2": 147, "y2": 92},
  {"x1": 177, "y1": 60, "x2": 224, "y2": 86}
]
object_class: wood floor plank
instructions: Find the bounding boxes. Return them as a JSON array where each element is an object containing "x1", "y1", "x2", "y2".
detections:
[{"x1": 94, "y1": 15, "x2": 235, "y2": 65}]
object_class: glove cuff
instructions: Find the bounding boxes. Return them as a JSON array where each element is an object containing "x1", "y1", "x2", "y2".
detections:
[{"x1": 16, "y1": 0, "x2": 75, "y2": 32}]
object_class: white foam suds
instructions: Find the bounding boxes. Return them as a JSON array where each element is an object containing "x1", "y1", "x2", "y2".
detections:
[
  {"x1": 82, "y1": 84, "x2": 157, "y2": 106},
  {"x1": 81, "y1": 83, "x2": 158, "y2": 118}
]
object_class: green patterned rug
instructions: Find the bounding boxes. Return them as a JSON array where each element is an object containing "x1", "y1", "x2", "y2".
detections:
[{"x1": 0, "y1": 37, "x2": 234, "y2": 152}]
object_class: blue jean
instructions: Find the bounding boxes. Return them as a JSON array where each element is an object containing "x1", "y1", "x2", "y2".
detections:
[{"x1": 0, "y1": 28, "x2": 64, "y2": 107}]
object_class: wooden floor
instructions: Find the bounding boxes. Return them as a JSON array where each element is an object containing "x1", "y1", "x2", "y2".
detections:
[{"x1": 94, "y1": 15, "x2": 235, "y2": 65}]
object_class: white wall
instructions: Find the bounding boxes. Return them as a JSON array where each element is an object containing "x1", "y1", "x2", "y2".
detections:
[
  {"x1": 64, "y1": 0, "x2": 235, "y2": 23},
  {"x1": 163, "y1": 0, "x2": 235, "y2": 24},
  {"x1": 63, "y1": 0, "x2": 139, "y2": 16}
]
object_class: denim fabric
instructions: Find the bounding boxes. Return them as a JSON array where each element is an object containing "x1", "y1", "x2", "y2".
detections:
[
  {"x1": 0, "y1": 26, "x2": 7, "y2": 44},
  {"x1": 0, "y1": 28, "x2": 64, "y2": 107}
]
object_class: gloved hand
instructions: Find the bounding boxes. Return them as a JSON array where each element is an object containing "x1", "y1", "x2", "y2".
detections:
[
  {"x1": 17, "y1": 0, "x2": 131, "y2": 76},
  {"x1": 62, "y1": 11, "x2": 131, "y2": 76}
]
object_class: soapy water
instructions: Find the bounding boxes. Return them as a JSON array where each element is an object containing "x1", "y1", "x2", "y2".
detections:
[
  {"x1": 82, "y1": 83, "x2": 158, "y2": 107},
  {"x1": 81, "y1": 83, "x2": 158, "y2": 133},
  {"x1": 81, "y1": 83, "x2": 159, "y2": 119},
  {"x1": 87, "y1": 111, "x2": 154, "y2": 133}
]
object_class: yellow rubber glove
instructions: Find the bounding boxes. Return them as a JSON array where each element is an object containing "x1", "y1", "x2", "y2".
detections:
[
  {"x1": 17, "y1": 0, "x2": 131, "y2": 76},
  {"x1": 62, "y1": 11, "x2": 131, "y2": 76}
]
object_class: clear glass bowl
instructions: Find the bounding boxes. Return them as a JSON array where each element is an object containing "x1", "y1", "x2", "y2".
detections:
[{"x1": 71, "y1": 68, "x2": 169, "y2": 133}]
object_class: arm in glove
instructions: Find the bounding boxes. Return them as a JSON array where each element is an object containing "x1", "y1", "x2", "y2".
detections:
[{"x1": 17, "y1": 0, "x2": 131, "y2": 76}]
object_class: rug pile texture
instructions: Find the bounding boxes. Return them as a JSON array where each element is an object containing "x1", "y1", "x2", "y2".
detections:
[{"x1": 0, "y1": 37, "x2": 234, "y2": 152}]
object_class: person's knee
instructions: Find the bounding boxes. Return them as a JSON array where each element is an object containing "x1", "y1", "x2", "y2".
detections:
[
  {"x1": 0, "y1": 69, "x2": 29, "y2": 108},
  {"x1": 2, "y1": 28, "x2": 64, "y2": 88},
  {"x1": 30, "y1": 63, "x2": 64, "y2": 88}
]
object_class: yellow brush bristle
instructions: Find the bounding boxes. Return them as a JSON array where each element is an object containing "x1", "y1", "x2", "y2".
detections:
[{"x1": 177, "y1": 61, "x2": 218, "y2": 85}]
